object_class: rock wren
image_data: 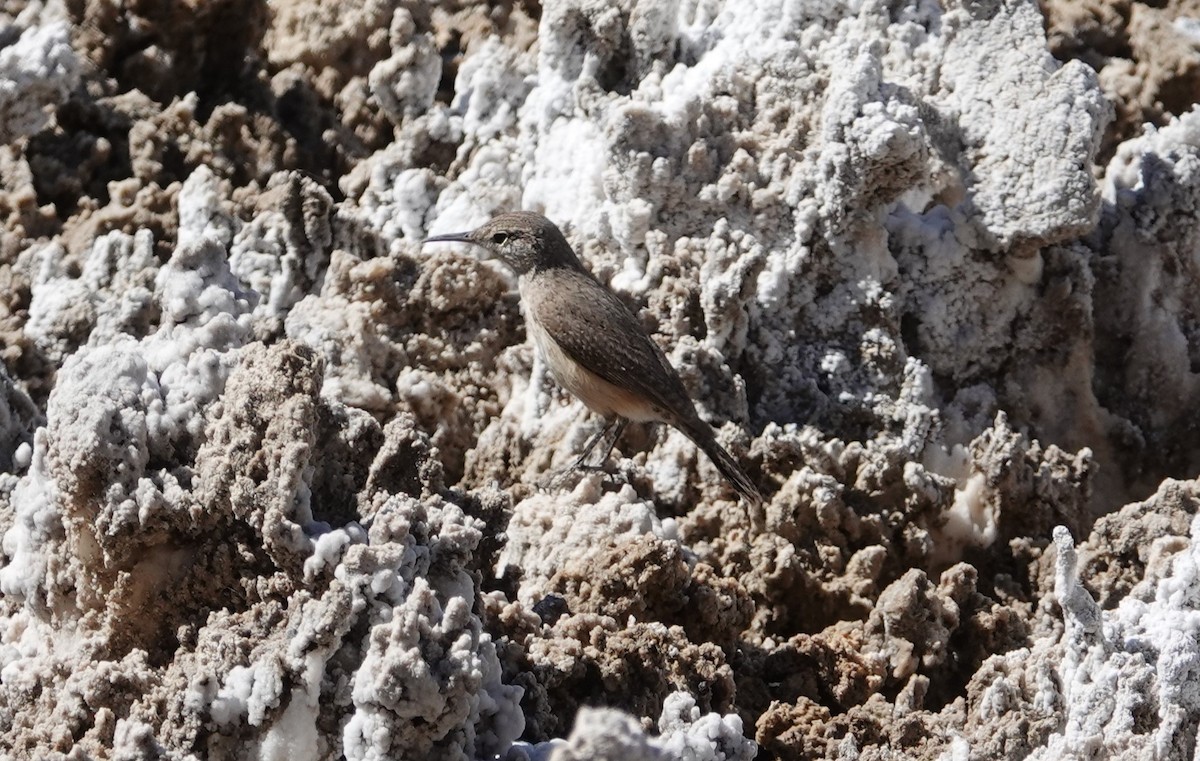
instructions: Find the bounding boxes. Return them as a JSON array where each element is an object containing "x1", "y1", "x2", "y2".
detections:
[{"x1": 424, "y1": 211, "x2": 763, "y2": 513}]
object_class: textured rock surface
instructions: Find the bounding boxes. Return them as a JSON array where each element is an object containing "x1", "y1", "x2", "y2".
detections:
[{"x1": 1, "y1": 0, "x2": 1199, "y2": 758}]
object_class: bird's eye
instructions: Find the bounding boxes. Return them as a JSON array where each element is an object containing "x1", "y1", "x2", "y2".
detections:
[{"x1": 491, "y1": 232, "x2": 509, "y2": 245}]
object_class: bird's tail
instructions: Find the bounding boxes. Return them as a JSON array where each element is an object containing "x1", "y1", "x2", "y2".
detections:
[{"x1": 684, "y1": 422, "x2": 765, "y2": 528}]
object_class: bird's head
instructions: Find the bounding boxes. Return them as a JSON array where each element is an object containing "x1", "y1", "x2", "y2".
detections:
[{"x1": 423, "y1": 211, "x2": 578, "y2": 275}]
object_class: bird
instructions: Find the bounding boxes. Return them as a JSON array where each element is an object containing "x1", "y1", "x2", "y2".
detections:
[{"x1": 424, "y1": 211, "x2": 764, "y2": 516}]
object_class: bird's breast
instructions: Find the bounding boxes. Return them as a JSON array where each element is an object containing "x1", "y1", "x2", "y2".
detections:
[{"x1": 519, "y1": 275, "x2": 662, "y2": 422}]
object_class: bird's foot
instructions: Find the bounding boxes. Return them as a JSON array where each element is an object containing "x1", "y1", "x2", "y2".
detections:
[
  {"x1": 540, "y1": 459, "x2": 624, "y2": 491},
  {"x1": 539, "y1": 466, "x2": 582, "y2": 491},
  {"x1": 573, "y1": 463, "x2": 611, "y2": 474}
]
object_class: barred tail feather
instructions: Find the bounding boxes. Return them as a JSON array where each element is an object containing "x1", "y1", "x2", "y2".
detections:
[{"x1": 685, "y1": 423, "x2": 765, "y2": 529}]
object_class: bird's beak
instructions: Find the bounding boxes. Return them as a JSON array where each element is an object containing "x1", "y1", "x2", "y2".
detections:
[{"x1": 423, "y1": 231, "x2": 473, "y2": 244}]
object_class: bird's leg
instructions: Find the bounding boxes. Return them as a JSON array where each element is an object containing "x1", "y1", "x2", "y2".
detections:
[
  {"x1": 542, "y1": 418, "x2": 622, "y2": 490},
  {"x1": 588, "y1": 418, "x2": 627, "y2": 470},
  {"x1": 573, "y1": 419, "x2": 627, "y2": 473},
  {"x1": 570, "y1": 417, "x2": 619, "y2": 471}
]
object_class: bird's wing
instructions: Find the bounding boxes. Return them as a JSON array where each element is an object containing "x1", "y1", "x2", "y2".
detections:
[{"x1": 526, "y1": 268, "x2": 696, "y2": 421}]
